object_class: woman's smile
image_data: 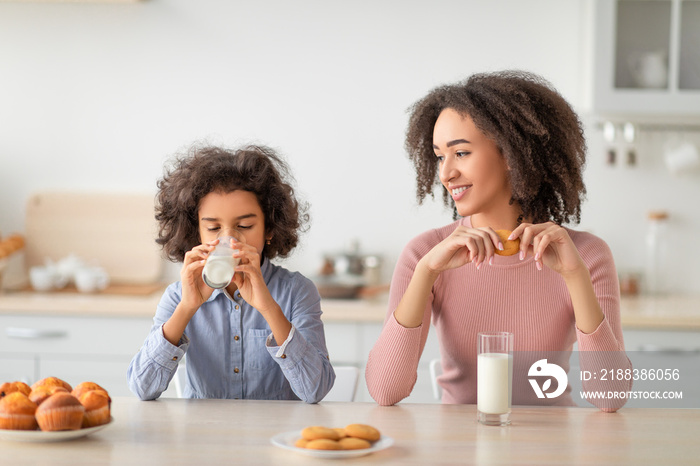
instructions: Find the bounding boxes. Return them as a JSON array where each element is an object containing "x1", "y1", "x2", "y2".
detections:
[{"x1": 449, "y1": 185, "x2": 471, "y2": 200}]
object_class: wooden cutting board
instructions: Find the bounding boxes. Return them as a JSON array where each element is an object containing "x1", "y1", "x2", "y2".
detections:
[{"x1": 25, "y1": 191, "x2": 163, "y2": 285}]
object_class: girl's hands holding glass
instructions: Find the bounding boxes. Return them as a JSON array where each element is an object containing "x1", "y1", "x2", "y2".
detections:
[
  {"x1": 230, "y1": 237, "x2": 278, "y2": 315},
  {"x1": 180, "y1": 241, "x2": 218, "y2": 315}
]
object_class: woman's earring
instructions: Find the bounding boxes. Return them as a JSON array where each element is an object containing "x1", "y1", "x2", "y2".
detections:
[{"x1": 266, "y1": 238, "x2": 271, "y2": 245}]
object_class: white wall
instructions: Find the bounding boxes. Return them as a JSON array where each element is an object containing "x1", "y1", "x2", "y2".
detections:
[{"x1": 1, "y1": 0, "x2": 698, "y2": 293}]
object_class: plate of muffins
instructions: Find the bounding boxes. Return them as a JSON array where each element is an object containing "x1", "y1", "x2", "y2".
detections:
[
  {"x1": 0, "y1": 377, "x2": 112, "y2": 442},
  {"x1": 271, "y1": 423, "x2": 393, "y2": 458}
]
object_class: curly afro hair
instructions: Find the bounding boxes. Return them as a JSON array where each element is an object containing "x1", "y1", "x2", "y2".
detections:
[
  {"x1": 405, "y1": 70, "x2": 587, "y2": 225},
  {"x1": 155, "y1": 144, "x2": 309, "y2": 262}
]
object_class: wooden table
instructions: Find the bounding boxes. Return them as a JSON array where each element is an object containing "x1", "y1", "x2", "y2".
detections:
[{"x1": 1, "y1": 397, "x2": 698, "y2": 465}]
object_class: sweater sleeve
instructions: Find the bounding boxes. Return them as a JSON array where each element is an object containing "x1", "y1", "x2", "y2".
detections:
[
  {"x1": 365, "y1": 230, "x2": 437, "y2": 406},
  {"x1": 573, "y1": 233, "x2": 633, "y2": 412}
]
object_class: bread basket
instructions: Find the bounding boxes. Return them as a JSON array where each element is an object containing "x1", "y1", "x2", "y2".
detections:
[{"x1": 0, "y1": 233, "x2": 26, "y2": 291}]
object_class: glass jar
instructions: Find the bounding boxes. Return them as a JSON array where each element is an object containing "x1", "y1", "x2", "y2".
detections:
[{"x1": 644, "y1": 210, "x2": 669, "y2": 295}]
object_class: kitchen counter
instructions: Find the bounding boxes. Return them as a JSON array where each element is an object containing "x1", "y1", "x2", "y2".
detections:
[
  {"x1": 1, "y1": 397, "x2": 698, "y2": 465},
  {"x1": 0, "y1": 288, "x2": 165, "y2": 318},
  {"x1": 617, "y1": 294, "x2": 700, "y2": 330},
  {"x1": 2, "y1": 289, "x2": 700, "y2": 329}
]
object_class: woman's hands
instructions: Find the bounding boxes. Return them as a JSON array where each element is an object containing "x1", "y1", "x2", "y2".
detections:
[
  {"x1": 419, "y1": 226, "x2": 503, "y2": 276},
  {"x1": 509, "y1": 222, "x2": 586, "y2": 277},
  {"x1": 419, "y1": 222, "x2": 587, "y2": 279}
]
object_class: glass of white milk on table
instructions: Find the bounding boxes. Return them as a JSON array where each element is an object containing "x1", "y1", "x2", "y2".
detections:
[
  {"x1": 477, "y1": 331, "x2": 513, "y2": 426},
  {"x1": 202, "y1": 230, "x2": 244, "y2": 289}
]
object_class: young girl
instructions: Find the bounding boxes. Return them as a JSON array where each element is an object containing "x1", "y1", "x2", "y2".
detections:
[
  {"x1": 128, "y1": 144, "x2": 335, "y2": 402},
  {"x1": 365, "y1": 71, "x2": 631, "y2": 412}
]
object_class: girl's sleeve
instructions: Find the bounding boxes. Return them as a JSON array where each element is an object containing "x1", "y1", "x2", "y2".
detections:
[
  {"x1": 365, "y1": 232, "x2": 436, "y2": 406},
  {"x1": 265, "y1": 275, "x2": 335, "y2": 404},
  {"x1": 575, "y1": 235, "x2": 633, "y2": 412},
  {"x1": 127, "y1": 284, "x2": 187, "y2": 401}
]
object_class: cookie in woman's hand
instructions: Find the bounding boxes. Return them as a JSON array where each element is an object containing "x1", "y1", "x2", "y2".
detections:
[{"x1": 494, "y1": 230, "x2": 520, "y2": 256}]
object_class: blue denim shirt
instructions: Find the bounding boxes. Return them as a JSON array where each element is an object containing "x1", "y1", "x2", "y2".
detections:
[{"x1": 127, "y1": 258, "x2": 335, "y2": 403}]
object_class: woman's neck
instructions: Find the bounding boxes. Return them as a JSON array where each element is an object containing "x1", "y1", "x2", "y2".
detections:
[{"x1": 470, "y1": 209, "x2": 522, "y2": 231}]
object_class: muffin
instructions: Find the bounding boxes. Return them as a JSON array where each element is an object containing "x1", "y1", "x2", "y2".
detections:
[
  {"x1": 31, "y1": 376, "x2": 73, "y2": 393},
  {"x1": 29, "y1": 385, "x2": 69, "y2": 406},
  {"x1": 0, "y1": 381, "x2": 32, "y2": 398},
  {"x1": 72, "y1": 381, "x2": 108, "y2": 400},
  {"x1": 35, "y1": 392, "x2": 85, "y2": 431},
  {"x1": 0, "y1": 392, "x2": 39, "y2": 430},
  {"x1": 78, "y1": 390, "x2": 111, "y2": 428}
]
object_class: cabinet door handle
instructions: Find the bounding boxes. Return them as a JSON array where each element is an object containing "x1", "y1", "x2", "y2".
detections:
[
  {"x1": 5, "y1": 327, "x2": 68, "y2": 339},
  {"x1": 637, "y1": 344, "x2": 700, "y2": 354}
]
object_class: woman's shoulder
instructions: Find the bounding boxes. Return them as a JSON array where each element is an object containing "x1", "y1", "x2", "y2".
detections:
[
  {"x1": 408, "y1": 218, "x2": 461, "y2": 246},
  {"x1": 565, "y1": 227, "x2": 614, "y2": 261}
]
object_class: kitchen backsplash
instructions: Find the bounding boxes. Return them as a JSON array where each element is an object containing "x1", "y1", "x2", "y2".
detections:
[{"x1": 578, "y1": 115, "x2": 700, "y2": 295}]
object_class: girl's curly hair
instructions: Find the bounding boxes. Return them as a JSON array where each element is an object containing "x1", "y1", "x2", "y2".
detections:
[
  {"x1": 155, "y1": 144, "x2": 309, "y2": 262},
  {"x1": 405, "y1": 70, "x2": 587, "y2": 225}
]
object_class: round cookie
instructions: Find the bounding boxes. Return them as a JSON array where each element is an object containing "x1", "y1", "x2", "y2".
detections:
[
  {"x1": 305, "y1": 439, "x2": 342, "y2": 450},
  {"x1": 301, "y1": 426, "x2": 341, "y2": 441},
  {"x1": 339, "y1": 437, "x2": 372, "y2": 450},
  {"x1": 294, "y1": 438, "x2": 309, "y2": 448},
  {"x1": 344, "y1": 424, "x2": 381, "y2": 442},
  {"x1": 494, "y1": 230, "x2": 520, "y2": 256}
]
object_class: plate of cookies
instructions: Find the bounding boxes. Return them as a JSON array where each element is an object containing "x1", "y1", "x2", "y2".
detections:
[
  {"x1": 0, "y1": 377, "x2": 113, "y2": 443},
  {"x1": 271, "y1": 424, "x2": 393, "y2": 458}
]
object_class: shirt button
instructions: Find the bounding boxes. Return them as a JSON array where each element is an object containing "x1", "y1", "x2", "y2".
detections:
[
  {"x1": 235, "y1": 305, "x2": 240, "y2": 310},
  {"x1": 280, "y1": 354, "x2": 286, "y2": 359},
  {"x1": 234, "y1": 335, "x2": 240, "y2": 341},
  {"x1": 234, "y1": 367, "x2": 240, "y2": 373},
  {"x1": 172, "y1": 357, "x2": 178, "y2": 361}
]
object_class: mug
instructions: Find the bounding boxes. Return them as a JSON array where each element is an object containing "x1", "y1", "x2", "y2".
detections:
[
  {"x1": 664, "y1": 142, "x2": 700, "y2": 175},
  {"x1": 628, "y1": 51, "x2": 668, "y2": 89},
  {"x1": 74, "y1": 266, "x2": 110, "y2": 293},
  {"x1": 29, "y1": 266, "x2": 55, "y2": 292}
]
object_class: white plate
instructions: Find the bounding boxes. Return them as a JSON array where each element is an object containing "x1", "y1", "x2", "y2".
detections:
[
  {"x1": 270, "y1": 430, "x2": 394, "y2": 459},
  {"x1": 0, "y1": 417, "x2": 114, "y2": 443}
]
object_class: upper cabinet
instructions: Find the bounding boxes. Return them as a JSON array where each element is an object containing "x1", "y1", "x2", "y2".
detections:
[{"x1": 587, "y1": 0, "x2": 700, "y2": 118}]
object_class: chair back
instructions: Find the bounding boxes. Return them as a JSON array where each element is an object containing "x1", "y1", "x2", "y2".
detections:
[
  {"x1": 323, "y1": 365, "x2": 359, "y2": 402},
  {"x1": 429, "y1": 358, "x2": 443, "y2": 401}
]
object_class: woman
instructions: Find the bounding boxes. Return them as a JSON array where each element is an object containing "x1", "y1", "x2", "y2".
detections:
[
  {"x1": 128, "y1": 144, "x2": 334, "y2": 402},
  {"x1": 365, "y1": 71, "x2": 631, "y2": 412}
]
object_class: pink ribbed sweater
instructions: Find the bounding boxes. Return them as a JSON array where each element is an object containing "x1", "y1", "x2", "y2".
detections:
[{"x1": 365, "y1": 217, "x2": 632, "y2": 411}]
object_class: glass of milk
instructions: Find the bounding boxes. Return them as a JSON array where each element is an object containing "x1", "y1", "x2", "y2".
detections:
[
  {"x1": 477, "y1": 331, "x2": 513, "y2": 426},
  {"x1": 202, "y1": 230, "x2": 244, "y2": 289}
]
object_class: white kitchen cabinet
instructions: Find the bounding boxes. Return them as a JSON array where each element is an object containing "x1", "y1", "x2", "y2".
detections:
[
  {"x1": 0, "y1": 355, "x2": 35, "y2": 385},
  {"x1": 0, "y1": 315, "x2": 180, "y2": 397},
  {"x1": 324, "y1": 321, "x2": 441, "y2": 403},
  {"x1": 587, "y1": 0, "x2": 700, "y2": 116}
]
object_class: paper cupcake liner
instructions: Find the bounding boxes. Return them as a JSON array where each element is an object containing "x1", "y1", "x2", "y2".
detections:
[
  {"x1": 36, "y1": 405, "x2": 85, "y2": 431},
  {"x1": 82, "y1": 405, "x2": 111, "y2": 428},
  {"x1": 0, "y1": 412, "x2": 39, "y2": 430}
]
